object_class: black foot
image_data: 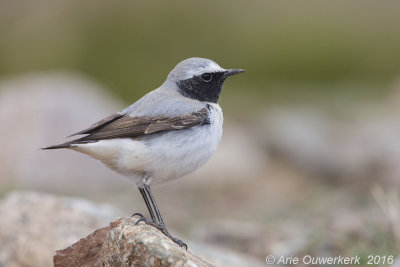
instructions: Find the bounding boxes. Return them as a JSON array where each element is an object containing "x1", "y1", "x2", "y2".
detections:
[
  {"x1": 134, "y1": 217, "x2": 187, "y2": 250},
  {"x1": 131, "y1": 212, "x2": 145, "y2": 218}
]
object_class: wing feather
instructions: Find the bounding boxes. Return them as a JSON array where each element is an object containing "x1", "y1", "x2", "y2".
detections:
[
  {"x1": 68, "y1": 113, "x2": 123, "y2": 137},
  {"x1": 43, "y1": 107, "x2": 210, "y2": 149}
]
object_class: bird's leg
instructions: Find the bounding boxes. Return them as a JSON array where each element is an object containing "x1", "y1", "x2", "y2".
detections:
[
  {"x1": 144, "y1": 184, "x2": 165, "y2": 226},
  {"x1": 134, "y1": 176, "x2": 187, "y2": 249},
  {"x1": 143, "y1": 184, "x2": 187, "y2": 249},
  {"x1": 132, "y1": 187, "x2": 157, "y2": 222},
  {"x1": 132, "y1": 175, "x2": 157, "y2": 222}
]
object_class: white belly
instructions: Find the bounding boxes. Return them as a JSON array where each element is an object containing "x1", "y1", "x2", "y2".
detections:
[{"x1": 71, "y1": 104, "x2": 223, "y2": 186}]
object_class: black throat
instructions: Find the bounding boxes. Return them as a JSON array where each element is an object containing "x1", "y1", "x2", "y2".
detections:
[{"x1": 176, "y1": 72, "x2": 226, "y2": 103}]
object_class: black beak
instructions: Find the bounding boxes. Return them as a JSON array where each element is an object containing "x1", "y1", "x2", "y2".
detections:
[{"x1": 224, "y1": 69, "x2": 245, "y2": 78}]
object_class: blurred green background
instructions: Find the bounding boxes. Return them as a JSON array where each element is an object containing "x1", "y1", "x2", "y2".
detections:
[
  {"x1": 1, "y1": 0, "x2": 400, "y2": 108},
  {"x1": 1, "y1": 1, "x2": 400, "y2": 266}
]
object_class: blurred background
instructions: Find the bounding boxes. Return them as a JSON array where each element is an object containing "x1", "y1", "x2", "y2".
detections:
[{"x1": 1, "y1": 0, "x2": 400, "y2": 266}]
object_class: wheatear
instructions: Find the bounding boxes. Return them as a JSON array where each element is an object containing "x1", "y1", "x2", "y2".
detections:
[{"x1": 43, "y1": 57, "x2": 244, "y2": 248}]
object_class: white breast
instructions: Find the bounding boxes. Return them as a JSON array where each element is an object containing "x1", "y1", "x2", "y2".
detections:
[
  {"x1": 72, "y1": 103, "x2": 223, "y2": 186},
  {"x1": 139, "y1": 103, "x2": 223, "y2": 185}
]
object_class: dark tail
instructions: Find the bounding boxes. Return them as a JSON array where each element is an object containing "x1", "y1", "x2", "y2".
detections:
[{"x1": 42, "y1": 140, "x2": 76, "y2": 150}]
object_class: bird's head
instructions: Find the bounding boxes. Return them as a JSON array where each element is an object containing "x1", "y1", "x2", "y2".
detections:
[{"x1": 165, "y1": 57, "x2": 244, "y2": 103}]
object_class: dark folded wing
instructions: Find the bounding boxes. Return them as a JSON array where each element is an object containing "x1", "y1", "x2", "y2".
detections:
[
  {"x1": 80, "y1": 107, "x2": 209, "y2": 141},
  {"x1": 43, "y1": 107, "x2": 210, "y2": 149},
  {"x1": 68, "y1": 112, "x2": 123, "y2": 137}
]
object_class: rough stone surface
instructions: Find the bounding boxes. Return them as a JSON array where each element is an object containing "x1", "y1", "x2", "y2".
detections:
[
  {"x1": 0, "y1": 191, "x2": 118, "y2": 267},
  {"x1": 54, "y1": 217, "x2": 214, "y2": 267},
  {"x1": 0, "y1": 191, "x2": 265, "y2": 267}
]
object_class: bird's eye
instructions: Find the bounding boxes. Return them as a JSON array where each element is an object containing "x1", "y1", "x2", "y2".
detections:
[{"x1": 201, "y1": 73, "x2": 213, "y2": 82}]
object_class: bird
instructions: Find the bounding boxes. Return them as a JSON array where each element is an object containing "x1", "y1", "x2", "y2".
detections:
[{"x1": 43, "y1": 57, "x2": 245, "y2": 249}]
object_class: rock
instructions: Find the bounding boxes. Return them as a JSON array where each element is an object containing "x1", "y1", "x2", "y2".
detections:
[
  {"x1": 0, "y1": 191, "x2": 119, "y2": 267},
  {"x1": 0, "y1": 191, "x2": 259, "y2": 267},
  {"x1": 54, "y1": 217, "x2": 214, "y2": 267}
]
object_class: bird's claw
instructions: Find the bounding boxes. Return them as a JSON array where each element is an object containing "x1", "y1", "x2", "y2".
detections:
[
  {"x1": 170, "y1": 237, "x2": 187, "y2": 250},
  {"x1": 133, "y1": 216, "x2": 188, "y2": 249},
  {"x1": 152, "y1": 223, "x2": 187, "y2": 250},
  {"x1": 131, "y1": 212, "x2": 145, "y2": 218},
  {"x1": 135, "y1": 217, "x2": 148, "y2": 225}
]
